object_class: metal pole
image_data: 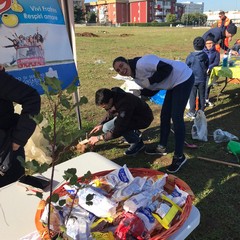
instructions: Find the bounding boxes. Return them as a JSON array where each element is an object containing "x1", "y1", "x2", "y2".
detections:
[{"x1": 58, "y1": 0, "x2": 82, "y2": 129}]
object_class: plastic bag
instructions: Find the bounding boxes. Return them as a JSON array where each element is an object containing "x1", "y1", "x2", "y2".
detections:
[
  {"x1": 150, "y1": 90, "x2": 166, "y2": 105},
  {"x1": 191, "y1": 110, "x2": 208, "y2": 142},
  {"x1": 213, "y1": 129, "x2": 239, "y2": 143}
]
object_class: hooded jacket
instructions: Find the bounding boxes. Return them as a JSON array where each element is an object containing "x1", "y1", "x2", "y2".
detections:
[
  {"x1": 203, "y1": 46, "x2": 220, "y2": 71},
  {"x1": 185, "y1": 51, "x2": 209, "y2": 84},
  {"x1": 202, "y1": 27, "x2": 229, "y2": 52}
]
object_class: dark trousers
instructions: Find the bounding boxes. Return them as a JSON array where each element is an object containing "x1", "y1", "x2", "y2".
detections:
[
  {"x1": 160, "y1": 74, "x2": 194, "y2": 157},
  {"x1": 205, "y1": 76, "x2": 212, "y2": 100},
  {"x1": 189, "y1": 82, "x2": 206, "y2": 113},
  {"x1": 0, "y1": 129, "x2": 25, "y2": 188}
]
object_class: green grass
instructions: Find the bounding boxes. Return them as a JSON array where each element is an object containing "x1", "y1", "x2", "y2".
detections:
[{"x1": 74, "y1": 26, "x2": 240, "y2": 239}]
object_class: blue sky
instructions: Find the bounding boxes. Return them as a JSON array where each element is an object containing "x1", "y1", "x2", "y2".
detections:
[{"x1": 177, "y1": 0, "x2": 239, "y2": 12}]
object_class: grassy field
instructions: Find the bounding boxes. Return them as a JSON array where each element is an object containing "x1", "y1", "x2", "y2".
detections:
[{"x1": 73, "y1": 26, "x2": 240, "y2": 239}]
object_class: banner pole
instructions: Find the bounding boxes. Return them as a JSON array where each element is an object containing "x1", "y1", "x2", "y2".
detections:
[{"x1": 59, "y1": 0, "x2": 82, "y2": 129}]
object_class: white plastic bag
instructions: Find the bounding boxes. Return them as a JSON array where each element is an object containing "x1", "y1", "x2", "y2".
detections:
[
  {"x1": 191, "y1": 110, "x2": 208, "y2": 142},
  {"x1": 213, "y1": 129, "x2": 239, "y2": 143}
]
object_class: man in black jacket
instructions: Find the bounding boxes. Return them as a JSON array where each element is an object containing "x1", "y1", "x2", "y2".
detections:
[
  {"x1": 0, "y1": 65, "x2": 41, "y2": 187},
  {"x1": 88, "y1": 87, "x2": 154, "y2": 156}
]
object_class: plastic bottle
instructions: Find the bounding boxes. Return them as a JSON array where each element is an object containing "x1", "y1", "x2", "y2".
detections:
[{"x1": 222, "y1": 54, "x2": 228, "y2": 67}]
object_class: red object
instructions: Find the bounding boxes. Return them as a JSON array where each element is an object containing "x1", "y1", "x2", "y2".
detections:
[
  {"x1": 115, "y1": 212, "x2": 148, "y2": 240},
  {"x1": 0, "y1": 0, "x2": 11, "y2": 14}
]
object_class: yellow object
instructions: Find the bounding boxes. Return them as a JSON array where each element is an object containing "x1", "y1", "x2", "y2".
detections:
[
  {"x1": 91, "y1": 217, "x2": 114, "y2": 230},
  {"x1": 152, "y1": 195, "x2": 183, "y2": 229},
  {"x1": 209, "y1": 65, "x2": 240, "y2": 85},
  {"x1": 11, "y1": 0, "x2": 24, "y2": 12},
  {"x1": 92, "y1": 231, "x2": 115, "y2": 240},
  {"x1": 1, "y1": 14, "x2": 18, "y2": 27}
]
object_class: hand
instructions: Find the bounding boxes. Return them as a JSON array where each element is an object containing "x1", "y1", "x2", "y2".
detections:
[
  {"x1": 89, "y1": 125, "x2": 102, "y2": 135},
  {"x1": 231, "y1": 50, "x2": 238, "y2": 56},
  {"x1": 12, "y1": 143, "x2": 20, "y2": 151},
  {"x1": 0, "y1": 64, "x2": 4, "y2": 71},
  {"x1": 88, "y1": 136, "x2": 99, "y2": 146}
]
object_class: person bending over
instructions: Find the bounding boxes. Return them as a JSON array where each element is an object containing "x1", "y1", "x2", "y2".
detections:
[{"x1": 113, "y1": 55, "x2": 194, "y2": 173}]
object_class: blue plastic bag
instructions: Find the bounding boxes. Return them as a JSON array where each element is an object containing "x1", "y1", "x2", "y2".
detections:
[{"x1": 150, "y1": 90, "x2": 166, "y2": 105}]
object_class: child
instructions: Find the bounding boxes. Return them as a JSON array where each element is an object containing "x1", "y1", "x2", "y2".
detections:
[
  {"x1": 203, "y1": 34, "x2": 220, "y2": 106},
  {"x1": 231, "y1": 39, "x2": 240, "y2": 55},
  {"x1": 186, "y1": 37, "x2": 209, "y2": 118}
]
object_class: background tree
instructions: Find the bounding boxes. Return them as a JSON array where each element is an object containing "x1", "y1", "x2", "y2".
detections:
[
  {"x1": 74, "y1": 6, "x2": 85, "y2": 23},
  {"x1": 87, "y1": 11, "x2": 97, "y2": 23},
  {"x1": 166, "y1": 13, "x2": 177, "y2": 23}
]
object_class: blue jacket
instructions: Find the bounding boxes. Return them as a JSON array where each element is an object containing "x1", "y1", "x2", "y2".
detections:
[
  {"x1": 186, "y1": 51, "x2": 209, "y2": 84},
  {"x1": 203, "y1": 46, "x2": 220, "y2": 71},
  {"x1": 202, "y1": 27, "x2": 229, "y2": 52}
]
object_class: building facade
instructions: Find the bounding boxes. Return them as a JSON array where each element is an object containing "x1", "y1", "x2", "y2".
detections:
[
  {"x1": 84, "y1": 0, "x2": 178, "y2": 24},
  {"x1": 178, "y1": 1, "x2": 204, "y2": 14}
]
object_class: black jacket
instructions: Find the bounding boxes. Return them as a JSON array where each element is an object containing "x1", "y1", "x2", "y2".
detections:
[
  {"x1": 100, "y1": 88, "x2": 153, "y2": 140},
  {"x1": 0, "y1": 69, "x2": 41, "y2": 146}
]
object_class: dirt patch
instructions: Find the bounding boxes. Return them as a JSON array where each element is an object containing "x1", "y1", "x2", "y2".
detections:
[
  {"x1": 76, "y1": 32, "x2": 99, "y2": 37},
  {"x1": 119, "y1": 33, "x2": 134, "y2": 37}
]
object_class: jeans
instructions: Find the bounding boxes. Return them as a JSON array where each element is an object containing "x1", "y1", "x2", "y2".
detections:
[
  {"x1": 160, "y1": 74, "x2": 194, "y2": 157},
  {"x1": 189, "y1": 82, "x2": 206, "y2": 112},
  {"x1": 102, "y1": 117, "x2": 141, "y2": 144}
]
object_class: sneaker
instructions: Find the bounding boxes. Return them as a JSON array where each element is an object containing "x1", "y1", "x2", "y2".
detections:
[
  {"x1": 167, "y1": 155, "x2": 187, "y2": 173},
  {"x1": 145, "y1": 145, "x2": 167, "y2": 156},
  {"x1": 205, "y1": 99, "x2": 213, "y2": 107},
  {"x1": 185, "y1": 112, "x2": 195, "y2": 120},
  {"x1": 124, "y1": 140, "x2": 145, "y2": 156}
]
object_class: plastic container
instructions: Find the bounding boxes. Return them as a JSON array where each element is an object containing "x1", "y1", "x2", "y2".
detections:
[
  {"x1": 227, "y1": 141, "x2": 240, "y2": 162},
  {"x1": 222, "y1": 54, "x2": 228, "y2": 67}
]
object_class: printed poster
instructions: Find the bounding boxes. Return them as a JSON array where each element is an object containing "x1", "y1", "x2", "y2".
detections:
[{"x1": 0, "y1": 0, "x2": 79, "y2": 94}]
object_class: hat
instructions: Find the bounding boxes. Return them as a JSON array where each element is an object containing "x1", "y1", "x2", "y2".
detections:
[
  {"x1": 205, "y1": 33, "x2": 215, "y2": 43},
  {"x1": 193, "y1": 37, "x2": 205, "y2": 50},
  {"x1": 227, "y1": 23, "x2": 237, "y2": 35}
]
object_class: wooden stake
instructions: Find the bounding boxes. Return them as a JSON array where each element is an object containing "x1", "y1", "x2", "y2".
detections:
[{"x1": 198, "y1": 157, "x2": 240, "y2": 168}]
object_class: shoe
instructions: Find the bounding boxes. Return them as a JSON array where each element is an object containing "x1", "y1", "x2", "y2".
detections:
[
  {"x1": 205, "y1": 99, "x2": 213, "y2": 107},
  {"x1": 167, "y1": 155, "x2": 187, "y2": 173},
  {"x1": 185, "y1": 112, "x2": 195, "y2": 120},
  {"x1": 124, "y1": 140, "x2": 145, "y2": 156},
  {"x1": 145, "y1": 145, "x2": 167, "y2": 156}
]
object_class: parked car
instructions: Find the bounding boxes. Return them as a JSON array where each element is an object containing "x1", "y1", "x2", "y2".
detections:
[{"x1": 176, "y1": 24, "x2": 184, "y2": 28}]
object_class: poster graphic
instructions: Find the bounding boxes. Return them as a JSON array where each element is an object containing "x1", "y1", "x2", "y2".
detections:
[{"x1": 0, "y1": 0, "x2": 79, "y2": 94}]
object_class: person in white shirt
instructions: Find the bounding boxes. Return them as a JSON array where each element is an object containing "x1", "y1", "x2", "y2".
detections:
[{"x1": 113, "y1": 54, "x2": 194, "y2": 173}]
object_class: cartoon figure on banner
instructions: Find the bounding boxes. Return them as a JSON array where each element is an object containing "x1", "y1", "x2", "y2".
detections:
[
  {"x1": 3, "y1": 29, "x2": 47, "y2": 68},
  {"x1": 0, "y1": 0, "x2": 23, "y2": 27}
]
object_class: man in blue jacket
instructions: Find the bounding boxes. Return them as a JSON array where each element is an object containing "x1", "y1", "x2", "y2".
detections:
[{"x1": 202, "y1": 23, "x2": 237, "y2": 53}]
